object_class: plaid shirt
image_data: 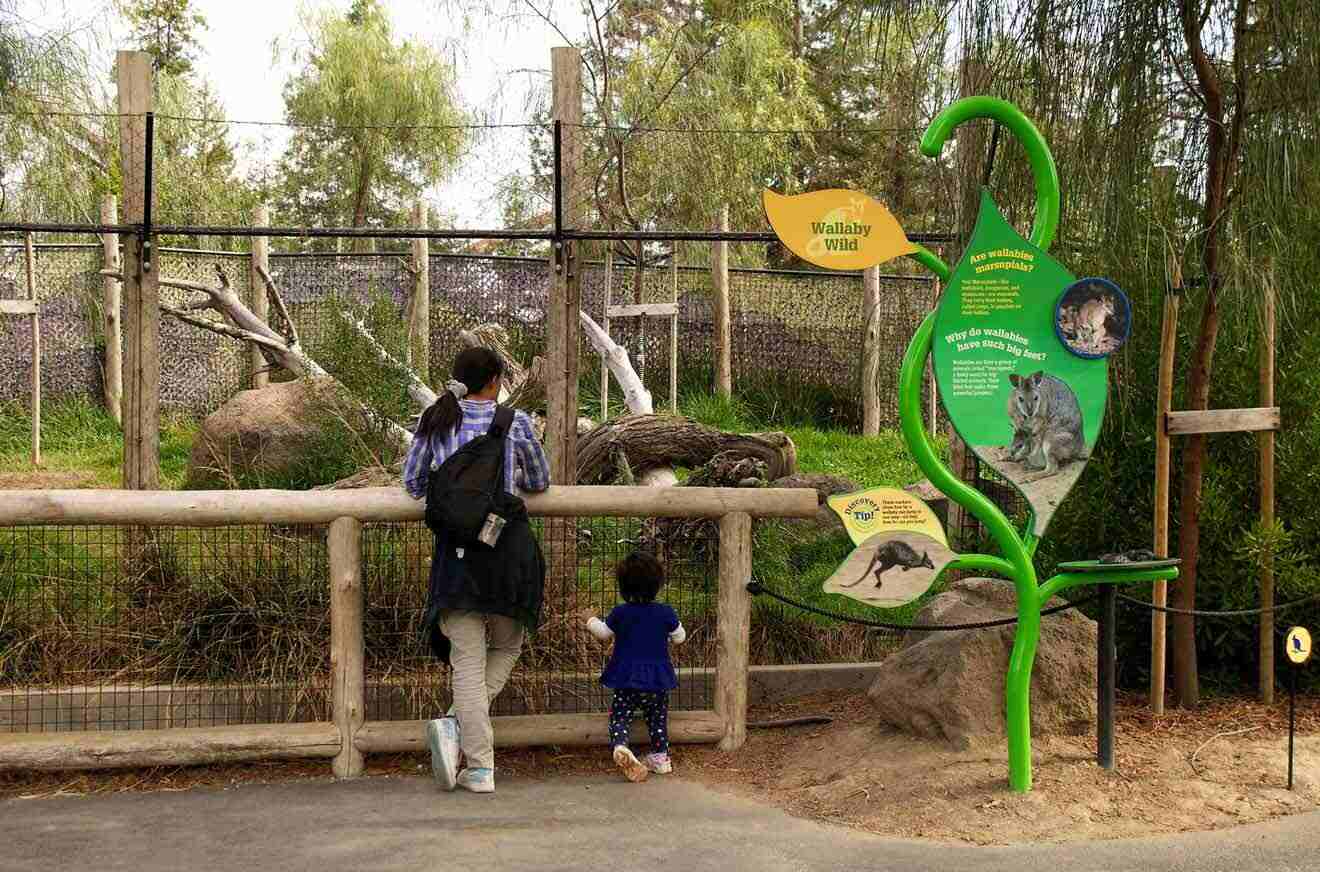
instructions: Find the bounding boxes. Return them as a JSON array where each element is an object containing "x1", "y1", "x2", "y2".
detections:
[{"x1": 402, "y1": 400, "x2": 551, "y2": 499}]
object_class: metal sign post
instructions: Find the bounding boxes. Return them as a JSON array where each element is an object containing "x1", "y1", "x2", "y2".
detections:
[{"x1": 1284, "y1": 626, "x2": 1311, "y2": 790}]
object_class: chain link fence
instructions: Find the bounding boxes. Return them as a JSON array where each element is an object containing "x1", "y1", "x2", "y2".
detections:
[{"x1": 0, "y1": 242, "x2": 936, "y2": 429}]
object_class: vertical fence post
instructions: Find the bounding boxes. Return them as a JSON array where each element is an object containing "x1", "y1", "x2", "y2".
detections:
[
  {"x1": 602, "y1": 248, "x2": 612, "y2": 418},
  {"x1": 116, "y1": 50, "x2": 159, "y2": 490},
  {"x1": 861, "y1": 266, "x2": 881, "y2": 437},
  {"x1": 1151, "y1": 255, "x2": 1181, "y2": 714},
  {"x1": 249, "y1": 204, "x2": 270, "y2": 390},
  {"x1": 669, "y1": 248, "x2": 678, "y2": 414},
  {"x1": 23, "y1": 233, "x2": 39, "y2": 466},
  {"x1": 1259, "y1": 268, "x2": 1276, "y2": 704},
  {"x1": 1097, "y1": 583, "x2": 1116, "y2": 770},
  {"x1": 101, "y1": 195, "x2": 123, "y2": 425},
  {"x1": 547, "y1": 47, "x2": 583, "y2": 484},
  {"x1": 411, "y1": 201, "x2": 431, "y2": 386},
  {"x1": 329, "y1": 516, "x2": 365, "y2": 779},
  {"x1": 717, "y1": 511, "x2": 752, "y2": 751},
  {"x1": 712, "y1": 205, "x2": 731, "y2": 398}
]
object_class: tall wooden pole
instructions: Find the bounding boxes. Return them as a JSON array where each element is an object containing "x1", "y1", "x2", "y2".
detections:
[
  {"x1": 861, "y1": 266, "x2": 882, "y2": 436},
  {"x1": 249, "y1": 204, "x2": 270, "y2": 389},
  {"x1": 712, "y1": 205, "x2": 731, "y2": 397},
  {"x1": 410, "y1": 201, "x2": 430, "y2": 385},
  {"x1": 1258, "y1": 268, "x2": 1276, "y2": 704},
  {"x1": 601, "y1": 248, "x2": 612, "y2": 418},
  {"x1": 669, "y1": 249, "x2": 678, "y2": 414},
  {"x1": 24, "y1": 233, "x2": 40, "y2": 466},
  {"x1": 100, "y1": 195, "x2": 122, "y2": 424},
  {"x1": 716, "y1": 511, "x2": 752, "y2": 751},
  {"x1": 117, "y1": 51, "x2": 159, "y2": 490},
  {"x1": 1151, "y1": 250, "x2": 1181, "y2": 715},
  {"x1": 547, "y1": 46, "x2": 583, "y2": 486}
]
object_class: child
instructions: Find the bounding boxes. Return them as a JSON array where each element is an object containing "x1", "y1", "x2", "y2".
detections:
[{"x1": 581, "y1": 551, "x2": 686, "y2": 783}]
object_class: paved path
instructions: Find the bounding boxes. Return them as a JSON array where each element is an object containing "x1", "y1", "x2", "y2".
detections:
[{"x1": 3, "y1": 775, "x2": 1317, "y2": 872}]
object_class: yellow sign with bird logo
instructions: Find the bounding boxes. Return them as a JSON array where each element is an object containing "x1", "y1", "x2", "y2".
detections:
[{"x1": 762, "y1": 189, "x2": 917, "y2": 271}]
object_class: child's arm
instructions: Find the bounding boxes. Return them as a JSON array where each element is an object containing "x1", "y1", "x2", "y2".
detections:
[
  {"x1": 667, "y1": 607, "x2": 686, "y2": 644},
  {"x1": 580, "y1": 608, "x2": 614, "y2": 641}
]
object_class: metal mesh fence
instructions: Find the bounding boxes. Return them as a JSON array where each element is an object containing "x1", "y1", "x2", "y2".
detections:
[
  {"x1": 0, "y1": 516, "x2": 726, "y2": 734},
  {"x1": 1, "y1": 243, "x2": 936, "y2": 428}
]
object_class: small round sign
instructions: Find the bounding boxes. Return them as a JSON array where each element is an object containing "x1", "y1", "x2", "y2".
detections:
[
  {"x1": 1054, "y1": 277, "x2": 1132, "y2": 359},
  {"x1": 1285, "y1": 627, "x2": 1312, "y2": 665}
]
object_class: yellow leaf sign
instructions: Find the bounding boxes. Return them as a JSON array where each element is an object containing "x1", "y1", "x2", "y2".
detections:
[{"x1": 762, "y1": 189, "x2": 917, "y2": 271}]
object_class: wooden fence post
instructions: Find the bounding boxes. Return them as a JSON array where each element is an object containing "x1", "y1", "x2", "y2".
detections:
[
  {"x1": 1259, "y1": 269, "x2": 1276, "y2": 704},
  {"x1": 250, "y1": 204, "x2": 270, "y2": 390},
  {"x1": 117, "y1": 50, "x2": 159, "y2": 490},
  {"x1": 712, "y1": 205, "x2": 731, "y2": 397},
  {"x1": 861, "y1": 266, "x2": 881, "y2": 436},
  {"x1": 1151, "y1": 248, "x2": 1181, "y2": 715},
  {"x1": 669, "y1": 249, "x2": 678, "y2": 414},
  {"x1": 101, "y1": 195, "x2": 122, "y2": 425},
  {"x1": 547, "y1": 46, "x2": 583, "y2": 484},
  {"x1": 329, "y1": 516, "x2": 365, "y2": 779},
  {"x1": 410, "y1": 201, "x2": 430, "y2": 385},
  {"x1": 23, "y1": 234, "x2": 39, "y2": 465},
  {"x1": 716, "y1": 511, "x2": 752, "y2": 751},
  {"x1": 601, "y1": 248, "x2": 612, "y2": 418}
]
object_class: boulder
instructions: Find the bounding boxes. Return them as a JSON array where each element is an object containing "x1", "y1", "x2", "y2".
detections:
[
  {"x1": 187, "y1": 376, "x2": 359, "y2": 488},
  {"x1": 771, "y1": 473, "x2": 859, "y2": 535},
  {"x1": 868, "y1": 577, "x2": 1096, "y2": 748}
]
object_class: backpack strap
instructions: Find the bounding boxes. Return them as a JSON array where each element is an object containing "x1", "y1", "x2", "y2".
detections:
[
  {"x1": 489, "y1": 405, "x2": 516, "y2": 494},
  {"x1": 490, "y1": 405, "x2": 516, "y2": 440}
]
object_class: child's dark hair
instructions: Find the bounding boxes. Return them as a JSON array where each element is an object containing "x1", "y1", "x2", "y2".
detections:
[
  {"x1": 415, "y1": 347, "x2": 505, "y2": 440},
  {"x1": 616, "y1": 551, "x2": 665, "y2": 604}
]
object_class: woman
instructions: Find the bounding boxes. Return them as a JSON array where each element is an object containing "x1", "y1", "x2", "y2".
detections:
[{"x1": 403, "y1": 347, "x2": 550, "y2": 795}]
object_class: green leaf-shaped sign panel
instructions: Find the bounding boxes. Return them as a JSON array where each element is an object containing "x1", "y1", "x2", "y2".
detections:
[{"x1": 932, "y1": 191, "x2": 1107, "y2": 537}]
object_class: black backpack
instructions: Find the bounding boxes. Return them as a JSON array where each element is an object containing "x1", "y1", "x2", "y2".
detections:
[{"x1": 424, "y1": 405, "x2": 526, "y2": 548}]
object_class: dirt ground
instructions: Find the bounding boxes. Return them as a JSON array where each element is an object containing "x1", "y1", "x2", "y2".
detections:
[{"x1": 4, "y1": 690, "x2": 1319, "y2": 846}]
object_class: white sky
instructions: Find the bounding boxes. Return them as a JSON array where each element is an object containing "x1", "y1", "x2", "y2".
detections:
[{"x1": 25, "y1": 0, "x2": 586, "y2": 227}]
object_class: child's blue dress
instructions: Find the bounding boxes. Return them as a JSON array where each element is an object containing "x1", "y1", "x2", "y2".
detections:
[{"x1": 600, "y1": 602, "x2": 680, "y2": 692}]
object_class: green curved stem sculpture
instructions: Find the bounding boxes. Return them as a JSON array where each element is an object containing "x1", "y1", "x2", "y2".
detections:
[{"x1": 896, "y1": 97, "x2": 1178, "y2": 792}]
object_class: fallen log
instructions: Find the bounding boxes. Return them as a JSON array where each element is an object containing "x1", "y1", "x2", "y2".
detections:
[{"x1": 576, "y1": 415, "x2": 796, "y2": 486}]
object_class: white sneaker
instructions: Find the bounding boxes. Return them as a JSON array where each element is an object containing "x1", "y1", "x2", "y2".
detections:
[
  {"x1": 456, "y1": 767, "x2": 495, "y2": 794},
  {"x1": 613, "y1": 746, "x2": 649, "y2": 783},
  {"x1": 643, "y1": 752, "x2": 673, "y2": 774},
  {"x1": 425, "y1": 717, "x2": 460, "y2": 791}
]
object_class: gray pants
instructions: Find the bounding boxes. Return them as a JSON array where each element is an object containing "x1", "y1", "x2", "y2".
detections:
[{"x1": 439, "y1": 609, "x2": 525, "y2": 770}]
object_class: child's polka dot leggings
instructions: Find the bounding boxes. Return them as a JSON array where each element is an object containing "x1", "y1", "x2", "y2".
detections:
[{"x1": 608, "y1": 689, "x2": 670, "y2": 754}]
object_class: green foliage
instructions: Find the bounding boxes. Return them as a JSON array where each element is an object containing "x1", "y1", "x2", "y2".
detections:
[
  {"x1": 118, "y1": 0, "x2": 207, "y2": 76},
  {"x1": 274, "y1": 0, "x2": 466, "y2": 237}
]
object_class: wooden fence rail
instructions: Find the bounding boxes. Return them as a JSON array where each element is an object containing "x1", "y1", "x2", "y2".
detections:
[{"x1": 0, "y1": 485, "x2": 815, "y2": 777}]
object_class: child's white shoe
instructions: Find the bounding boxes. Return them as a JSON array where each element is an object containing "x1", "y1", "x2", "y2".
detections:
[
  {"x1": 613, "y1": 745, "x2": 649, "y2": 783},
  {"x1": 643, "y1": 752, "x2": 672, "y2": 774}
]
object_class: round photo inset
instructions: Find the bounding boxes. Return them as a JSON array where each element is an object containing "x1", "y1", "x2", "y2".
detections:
[{"x1": 1054, "y1": 277, "x2": 1131, "y2": 359}]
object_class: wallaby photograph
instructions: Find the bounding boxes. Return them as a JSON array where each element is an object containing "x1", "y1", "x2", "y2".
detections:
[
  {"x1": 1003, "y1": 371, "x2": 1089, "y2": 483},
  {"x1": 824, "y1": 531, "x2": 955, "y2": 608},
  {"x1": 840, "y1": 538, "x2": 935, "y2": 590},
  {"x1": 1055, "y1": 278, "x2": 1130, "y2": 357}
]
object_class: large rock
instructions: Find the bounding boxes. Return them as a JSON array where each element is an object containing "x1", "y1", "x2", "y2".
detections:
[
  {"x1": 868, "y1": 577, "x2": 1096, "y2": 748},
  {"x1": 187, "y1": 377, "x2": 358, "y2": 487},
  {"x1": 771, "y1": 473, "x2": 858, "y2": 534}
]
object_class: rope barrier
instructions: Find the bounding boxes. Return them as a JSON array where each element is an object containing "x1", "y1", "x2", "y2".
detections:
[
  {"x1": 746, "y1": 581, "x2": 1097, "y2": 631},
  {"x1": 1117, "y1": 590, "x2": 1320, "y2": 618}
]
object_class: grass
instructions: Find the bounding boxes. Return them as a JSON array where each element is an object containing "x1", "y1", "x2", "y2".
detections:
[{"x1": 0, "y1": 398, "x2": 196, "y2": 488}]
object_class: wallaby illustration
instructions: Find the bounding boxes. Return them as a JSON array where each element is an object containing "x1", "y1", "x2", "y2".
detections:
[
  {"x1": 1006, "y1": 371, "x2": 1088, "y2": 482},
  {"x1": 841, "y1": 539, "x2": 935, "y2": 590},
  {"x1": 1006, "y1": 389, "x2": 1033, "y2": 463}
]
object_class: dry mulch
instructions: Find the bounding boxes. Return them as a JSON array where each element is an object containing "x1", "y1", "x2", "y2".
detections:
[{"x1": 4, "y1": 691, "x2": 1319, "y2": 846}]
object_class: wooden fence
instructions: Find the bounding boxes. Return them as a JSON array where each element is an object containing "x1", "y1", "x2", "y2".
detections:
[{"x1": 0, "y1": 485, "x2": 815, "y2": 777}]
